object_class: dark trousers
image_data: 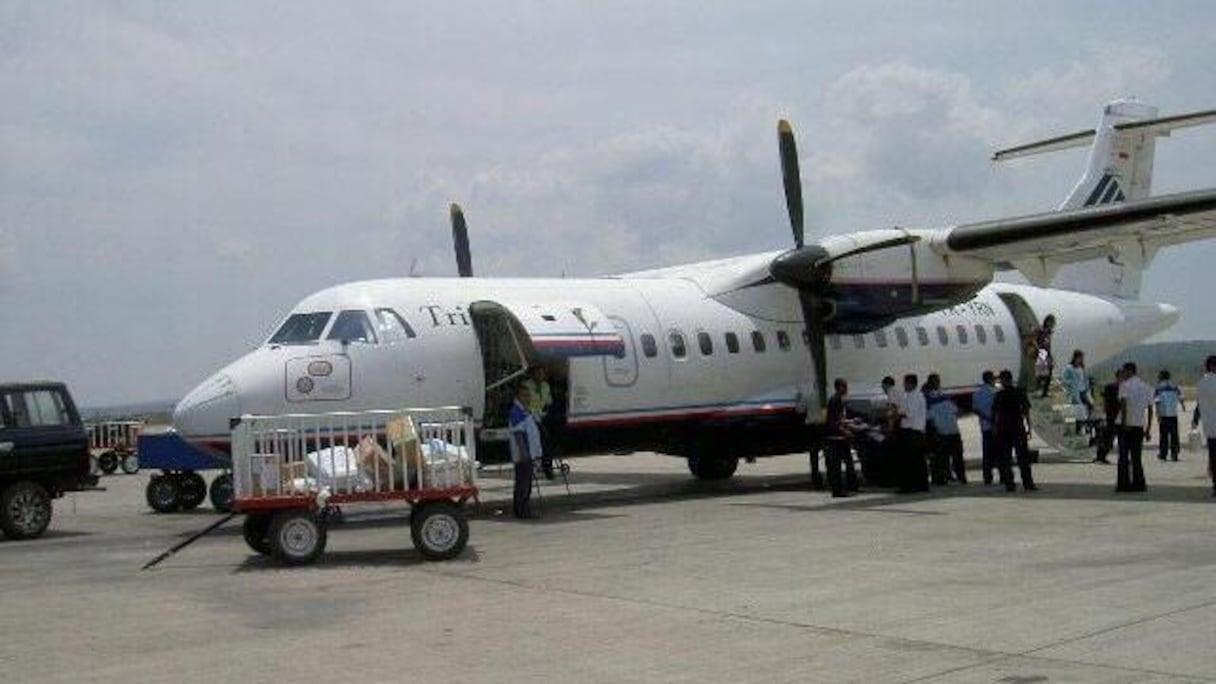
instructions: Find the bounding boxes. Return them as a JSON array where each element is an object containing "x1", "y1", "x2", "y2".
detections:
[
  {"x1": 996, "y1": 430, "x2": 1035, "y2": 491},
  {"x1": 897, "y1": 429, "x2": 929, "y2": 493},
  {"x1": 824, "y1": 438, "x2": 857, "y2": 496},
  {"x1": 981, "y1": 430, "x2": 996, "y2": 484},
  {"x1": 513, "y1": 460, "x2": 534, "y2": 517},
  {"x1": 1208, "y1": 438, "x2": 1216, "y2": 494},
  {"x1": 1158, "y1": 416, "x2": 1180, "y2": 460},
  {"x1": 938, "y1": 433, "x2": 966, "y2": 483},
  {"x1": 1116, "y1": 426, "x2": 1147, "y2": 492},
  {"x1": 1096, "y1": 416, "x2": 1118, "y2": 461}
]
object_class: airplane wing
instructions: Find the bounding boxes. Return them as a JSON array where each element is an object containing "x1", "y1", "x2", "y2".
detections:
[{"x1": 938, "y1": 187, "x2": 1216, "y2": 284}]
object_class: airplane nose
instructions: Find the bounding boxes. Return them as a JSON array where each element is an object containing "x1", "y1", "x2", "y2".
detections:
[{"x1": 173, "y1": 373, "x2": 242, "y2": 439}]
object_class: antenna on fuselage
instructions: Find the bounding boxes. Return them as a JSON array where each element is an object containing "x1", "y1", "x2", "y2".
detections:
[{"x1": 449, "y1": 203, "x2": 474, "y2": 277}]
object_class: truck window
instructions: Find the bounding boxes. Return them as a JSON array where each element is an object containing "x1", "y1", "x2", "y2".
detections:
[
  {"x1": 327, "y1": 310, "x2": 378, "y2": 344},
  {"x1": 374, "y1": 308, "x2": 417, "y2": 343},
  {"x1": 26, "y1": 390, "x2": 69, "y2": 426},
  {"x1": 269, "y1": 312, "x2": 333, "y2": 345}
]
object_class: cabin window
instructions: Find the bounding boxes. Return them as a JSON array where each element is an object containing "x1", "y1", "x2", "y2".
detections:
[
  {"x1": 993, "y1": 325, "x2": 1007, "y2": 344},
  {"x1": 829, "y1": 335, "x2": 842, "y2": 351},
  {"x1": 875, "y1": 329, "x2": 889, "y2": 348},
  {"x1": 895, "y1": 327, "x2": 909, "y2": 348},
  {"x1": 852, "y1": 334, "x2": 865, "y2": 349},
  {"x1": 776, "y1": 330, "x2": 791, "y2": 351},
  {"x1": 327, "y1": 310, "x2": 378, "y2": 344},
  {"x1": 936, "y1": 325, "x2": 949, "y2": 346},
  {"x1": 725, "y1": 332, "x2": 740, "y2": 354},
  {"x1": 956, "y1": 324, "x2": 969, "y2": 345},
  {"x1": 374, "y1": 308, "x2": 417, "y2": 343},
  {"x1": 669, "y1": 331, "x2": 687, "y2": 359},
  {"x1": 698, "y1": 331, "x2": 714, "y2": 356},
  {"x1": 975, "y1": 324, "x2": 987, "y2": 345},
  {"x1": 641, "y1": 333, "x2": 658, "y2": 358},
  {"x1": 751, "y1": 331, "x2": 767, "y2": 353},
  {"x1": 916, "y1": 326, "x2": 930, "y2": 347},
  {"x1": 269, "y1": 311, "x2": 332, "y2": 345}
]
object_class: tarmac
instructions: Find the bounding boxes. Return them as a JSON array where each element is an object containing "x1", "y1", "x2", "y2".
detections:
[{"x1": 3, "y1": 418, "x2": 1216, "y2": 683}]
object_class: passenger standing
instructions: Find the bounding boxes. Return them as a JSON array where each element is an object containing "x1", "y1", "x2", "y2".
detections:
[
  {"x1": 993, "y1": 369, "x2": 1036, "y2": 492},
  {"x1": 927, "y1": 385, "x2": 966, "y2": 485},
  {"x1": 1116, "y1": 362, "x2": 1154, "y2": 493},
  {"x1": 1094, "y1": 369, "x2": 1124, "y2": 464},
  {"x1": 1154, "y1": 370, "x2": 1185, "y2": 462},
  {"x1": 922, "y1": 374, "x2": 949, "y2": 485},
  {"x1": 897, "y1": 374, "x2": 930, "y2": 494},
  {"x1": 1033, "y1": 314, "x2": 1057, "y2": 398},
  {"x1": 1191, "y1": 355, "x2": 1216, "y2": 497},
  {"x1": 1061, "y1": 350, "x2": 1093, "y2": 434},
  {"x1": 824, "y1": 379, "x2": 858, "y2": 498},
  {"x1": 972, "y1": 371, "x2": 998, "y2": 485},
  {"x1": 507, "y1": 384, "x2": 542, "y2": 518}
]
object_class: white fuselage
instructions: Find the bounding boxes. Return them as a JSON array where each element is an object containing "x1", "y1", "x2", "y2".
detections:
[{"x1": 174, "y1": 267, "x2": 1177, "y2": 459}]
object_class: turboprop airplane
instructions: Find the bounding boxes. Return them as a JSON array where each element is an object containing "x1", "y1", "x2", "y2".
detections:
[{"x1": 174, "y1": 100, "x2": 1216, "y2": 479}]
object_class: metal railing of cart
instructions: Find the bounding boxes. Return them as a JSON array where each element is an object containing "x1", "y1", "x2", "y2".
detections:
[{"x1": 230, "y1": 407, "x2": 478, "y2": 513}]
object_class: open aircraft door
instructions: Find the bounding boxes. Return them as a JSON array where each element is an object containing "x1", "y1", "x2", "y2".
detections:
[{"x1": 469, "y1": 299, "x2": 625, "y2": 429}]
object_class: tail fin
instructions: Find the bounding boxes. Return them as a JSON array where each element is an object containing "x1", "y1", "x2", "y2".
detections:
[{"x1": 993, "y1": 100, "x2": 1216, "y2": 297}]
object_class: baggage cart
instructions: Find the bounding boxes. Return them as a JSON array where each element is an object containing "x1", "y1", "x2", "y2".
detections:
[
  {"x1": 230, "y1": 407, "x2": 478, "y2": 565},
  {"x1": 86, "y1": 421, "x2": 143, "y2": 475}
]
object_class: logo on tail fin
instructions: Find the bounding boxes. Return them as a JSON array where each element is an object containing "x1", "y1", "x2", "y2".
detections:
[{"x1": 1083, "y1": 173, "x2": 1126, "y2": 206}]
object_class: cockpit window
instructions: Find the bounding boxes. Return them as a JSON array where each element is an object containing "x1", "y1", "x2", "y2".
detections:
[
  {"x1": 374, "y1": 308, "x2": 417, "y2": 343},
  {"x1": 327, "y1": 310, "x2": 378, "y2": 344},
  {"x1": 269, "y1": 312, "x2": 333, "y2": 345}
]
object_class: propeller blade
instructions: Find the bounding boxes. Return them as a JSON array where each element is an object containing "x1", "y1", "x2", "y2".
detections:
[
  {"x1": 778, "y1": 120, "x2": 804, "y2": 249},
  {"x1": 449, "y1": 203, "x2": 473, "y2": 278}
]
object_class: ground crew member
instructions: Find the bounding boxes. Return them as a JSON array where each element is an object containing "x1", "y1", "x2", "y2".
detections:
[
  {"x1": 897, "y1": 374, "x2": 930, "y2": 494},
  {"x1": 1191, "y1": 355, "x2": 1216, "y2": 497},
  {"x1": 523, "y1": 366, "x2": 556, "y2": 479},
  {"x1": 1154, "y1": 369, "x2": 1185, "y2": 462},
  {"x1": 824, "y1": 378, "x2": 857, "y2": 498},
  {"x1": 1116, "y1": 362, "x2": 1153, "y2": 493},
  {"x1": 1094, "y1": 369, "x2": 1124, "y2": 464},
  {"x1": 927, "y1": 381, "x2": 966, "y2": 485},
  {"x1": 972, "y1": 370, "x2": 997, "y2": 484},
  {"x1": 993, "y1": 369, "x2": 1036, "y2": 492},
  {"x1": 508, "y1": 383, "x2": 542, "y2": 518}
]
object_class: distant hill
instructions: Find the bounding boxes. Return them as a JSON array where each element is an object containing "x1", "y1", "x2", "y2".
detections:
[
  {"x1": 80, "y1": 399, "x2": 176, "y2": 424},
  {"x1": 1091, "y1": 340, "x2": 1216, "y2": 386}
]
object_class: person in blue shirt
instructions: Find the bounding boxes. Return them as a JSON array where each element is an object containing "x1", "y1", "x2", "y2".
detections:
[
  {"x1": 508, "y1": 383, "x2": 543, "y2": 518},
  {"x1": 1061, "y1": 349, "x2": 1093, "y2": 434},
  {"x1": 1154, "y1": 369, "x2": 1186, "y2": 462},
  {"x1": 927, "y1": 379, "x2": 966, "y2": 485},
  {"x1": 971, "y1": 371, "x2": 997, "y2": 485}
]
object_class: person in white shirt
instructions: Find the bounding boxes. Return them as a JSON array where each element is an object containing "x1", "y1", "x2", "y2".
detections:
[
  {"x1": 1116, "y1": 362, "x2": 1154, "y2": 493},
  {"x1": 897, "y1": 374, "x2": 930, "y2": 493},
  {"x1": 1191, "y1": 355, "x2": 1216, "y2": 497}
]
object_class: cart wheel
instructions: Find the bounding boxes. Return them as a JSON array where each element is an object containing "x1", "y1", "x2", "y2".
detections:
[
  {"x1": 209, "y1": 473, "x2": 233, "y2": 513},
  {"x1": 177, "y1": 473, "x2": 207, "y2": 510},
  {"x1": 145, "y1": 475, "x2": 180, "y2": 513},
  {"x1": 268, "y1": 510, "x2": 328, "y2": 566},
  {"x1": 410, "y1": 501, "x2": 469, "y2": 561},
  {"x1": 242, "y1": 514, "x2": 273, "y2": 555},
  {"x1": 120, "y1": 453, "x2": 140, "y2": 474},
  {"x1": 97, "y1": 451, "x2": 119, "y2": 474}
]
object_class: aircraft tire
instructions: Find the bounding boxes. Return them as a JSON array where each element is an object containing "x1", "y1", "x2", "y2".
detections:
[
  {"x1": 209, "y1": 473, "x2": 233, "y2": 513},
  {"x1": 145, "y1": 475, "x2": 180, "y2": 513},
  {"x1": 120, "y1": 453, "x2": 139, "y2": 474},
  {"x1": 176, "y1": 473, "x2": 207, "y2": 510},
  {"x1": 0, "y1": 481, "x2": 53, "y2": 540},
  {"x1": 97, "y1": 451, "x2": 119, "y2": 474},
  {"x1": 687, "y1": 454, "x2": 738, "y2": 480},
  {"x1": 242, "y1": 514, "x2": 273, "y2": 555},
  {"x1": 411, "y1": 501, "x2": 469, "y2": 561},
  {"x1": 268, "y1": 510, "x2": 327, "y2": 566}
]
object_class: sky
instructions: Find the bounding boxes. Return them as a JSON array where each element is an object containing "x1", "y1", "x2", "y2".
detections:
[{"x1": 3, "y1": 2, "x2": 1216, "y2": 407}]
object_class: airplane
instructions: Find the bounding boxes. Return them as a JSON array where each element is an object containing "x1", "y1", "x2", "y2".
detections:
[{"x1": 174, "y1": 99, "x2": 1216, "y2": 479}]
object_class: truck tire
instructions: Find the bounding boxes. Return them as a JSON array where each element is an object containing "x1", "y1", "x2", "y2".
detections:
[
  {"x1": 120, "y1": 454, "x2": 139, "y2": 474},
  {"x1": 177, "y1": 473, "x2": 207, "y2": 510},
  {"x1": 145, "y1": 475, "x2": 180, "y2": 513},
  {"x1": 97, "y1": 451, "x2": 119, "y2": 474},
  {"x1": 268, "y1": 510, "x2": 327, "y2": 566},
  {"x1": 209, "y1": 473, "x2": 233, "y2": 513},
  {"x1": 687, "y1": 454, "x2": 738, "y2": 480},
  {"x1": 410, "y1": 501, "x2": 469, "y2": 561},
  {"x1": 0, "y1": 481, "x2": 53, "y2": 540},
  {"x1": 242, "y1": 514, "x2": 273, "y2": 555}
]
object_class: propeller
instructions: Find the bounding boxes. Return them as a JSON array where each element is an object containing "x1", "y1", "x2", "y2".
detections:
[{"x1": 449, "y1": 203, "x2": 474, "y2": 277}]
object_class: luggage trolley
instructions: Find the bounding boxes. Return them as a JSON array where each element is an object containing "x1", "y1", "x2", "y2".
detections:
[
  {"x1": 230, "y1": 407, "x2": 478, "y2": 565},
  {"x1": 87, "y1": 421, "x2": 143, "y2": 475}
]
